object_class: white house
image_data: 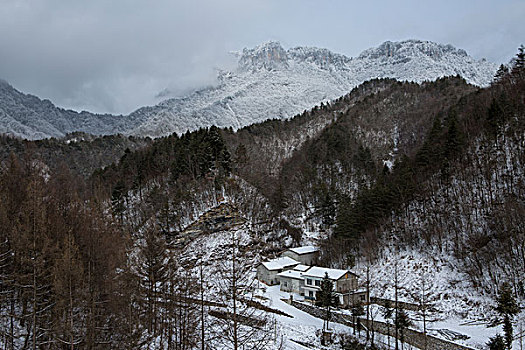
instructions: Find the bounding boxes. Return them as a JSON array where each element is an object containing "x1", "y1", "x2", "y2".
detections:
[
  {"x1": 256, "y1": 257, "x2": 300, "y2": 285},
  {"x1": 302, "y1": 266, "x2": 366, "y2": 307},
  {"x1": 276, "y1": 269, "x2": 304, "y2": 294},
  {"x1": 281, "y1": 246, "x2": 319, "y2": 265},
  {"x1": 276, "y1": 264, "x2": 312, "y2": 294}
]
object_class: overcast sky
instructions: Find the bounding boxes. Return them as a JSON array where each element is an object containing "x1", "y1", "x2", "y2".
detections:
[{"x1": 0, "y1": 0, "x2": 523, "y2": 115}]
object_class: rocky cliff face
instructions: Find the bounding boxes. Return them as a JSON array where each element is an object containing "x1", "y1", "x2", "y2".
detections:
[
  {"x1": 0, "y1": 40, "x2": 498, "y2": 140},
  {"x1": 238, "y1": 41, "x2": 290, "y2": 71}
]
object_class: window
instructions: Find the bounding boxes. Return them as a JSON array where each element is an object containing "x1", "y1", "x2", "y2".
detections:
[
  {"x1": 360, "y1": 295, "x2": 365, "y2": 301},
  {"x1": 284, "y1": 281, "x2": 288, "y2": 287},
  {"x1": 309, "y1": 291, "x2": 314, "y2": 297},
  {"x1": 315, "y1": 280, "x2": 321, "y2": 287},
  {"x1": 307, "y1": 278, "x2": 312, "y2": 285}
]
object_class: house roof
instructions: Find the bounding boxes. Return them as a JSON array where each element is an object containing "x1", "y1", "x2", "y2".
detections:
[
  {"x1": 293, "y1": 264, "x2": 311, "y2": 272},
  {"x1": 260, "y1": 257, "x2": 299, "y2": 271},
  {"x1": 276, "y1": 269, "x2": 304, "y2": 280},
  {"x1": 288, "y1": 245, "x2": 319, "y2": 255},
  {"x1": 302, "y1": 266, "x2": 351, "y2": 280}
]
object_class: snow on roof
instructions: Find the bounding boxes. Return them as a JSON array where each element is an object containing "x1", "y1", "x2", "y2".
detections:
[
  {"x1": 261, "y1": 257, "x2": 300, "y2": 271},
  {"x1": 288, "y1": 245, "x2": 319, "y2": 255},
  {"x1": 302, "y1": 266, "x2": 350, "y2": 280},
  {"x1": 276, "y1": 269, "x2": 304, "y2": 280},
  {"x1": 293, "y1": 264, "x2": 311, "y2": 272}
]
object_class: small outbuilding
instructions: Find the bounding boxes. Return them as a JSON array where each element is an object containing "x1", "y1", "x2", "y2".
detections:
[
  {"x1": 256, "y1": 257, "x2": 300, "y2": 285},
  {"x1": 276, "y1": 269, "x2": 305, "y2": 294},
  {"x1": 281, "y1": 246, "x2": 319, "y2": 265},
  {"x1": 342, "y1": 289, "x2": 369, "y2": 307}
]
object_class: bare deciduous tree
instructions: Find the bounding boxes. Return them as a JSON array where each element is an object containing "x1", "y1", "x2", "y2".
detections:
[{"x1": 212, "y1": 229, "x2": 276, "y2": 350}]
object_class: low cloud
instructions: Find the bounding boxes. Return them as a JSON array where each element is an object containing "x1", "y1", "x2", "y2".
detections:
[{"x1": 0, "y1": 0, "x2": 522, "y2": 114}]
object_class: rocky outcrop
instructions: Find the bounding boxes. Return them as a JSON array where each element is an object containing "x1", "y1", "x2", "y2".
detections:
[{"x1": 172, "y1": 203, "x2": 246, "y2": 247}]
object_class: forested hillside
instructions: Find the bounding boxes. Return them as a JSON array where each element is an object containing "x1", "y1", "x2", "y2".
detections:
[{"x1": 0, "y1": 132, "x2": 150, "y2": 177}]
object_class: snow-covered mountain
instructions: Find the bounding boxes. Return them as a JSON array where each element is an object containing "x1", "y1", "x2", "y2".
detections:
[
  {"x1": 0, "y1": 79, "x2": 133, "y2": 139},
  {"x1": 0, "y1": 40, "x2": 498, "y2": 139}
]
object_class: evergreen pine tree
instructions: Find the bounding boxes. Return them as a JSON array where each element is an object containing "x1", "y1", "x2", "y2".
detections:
[
  {"x1": 487, "y1": 97, "x2": 506, "y2": 139},
  {"x1": 395, "y1": 309, "x2": 411, "y2": 350},
  {"x1": 315, "y1": 272, "x2": 338, "y2": 331},
  {"x1": 493, "y1": 64, "x2": 510, "y2": 85},
  {"x1": 495, "y1": 282, "x2": 520, "y2": 349},
  {"x1": 382, "y1": 300, "x2": 394, "y2": 349},
  {"x1": 135, "y1": 226, "x2": 169, "y2": 337},
  {"x1": 487, "y1": 334, "x2": 506, "y2": 350},
  {"x1": 511, "y1": 45, "x2": 525, "y2": 78},
  {"x1": 111, "y1": 180, "x2": 127, "y2": 223},
  {"x1": 350, "y1": 302, "x2": 365, "y2": 336}
]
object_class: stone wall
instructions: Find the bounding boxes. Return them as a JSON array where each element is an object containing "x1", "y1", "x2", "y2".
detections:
[
  {"x1": 371, "y1": 296, "x2": 419, "y2": 312},
  {"x1": 291, "y1": 301, "x2": 474, "y2": 350}
]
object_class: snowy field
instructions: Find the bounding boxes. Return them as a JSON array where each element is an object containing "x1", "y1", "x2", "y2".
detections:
[
  {"x1": 261, "y1": 284, "x2": 362, "y2": 349},
  {"x1": 257, "y1": 280, "x2": 524, "y2": 349}
]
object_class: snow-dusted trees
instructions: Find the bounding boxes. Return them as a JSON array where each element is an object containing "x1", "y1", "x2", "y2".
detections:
[
  {"x1": 163, "y1": 267, "x2": 199, "y2": 350},
  {"x1": 134, "y1": 225, "x2": 170, "y2": 336},
  {"x1": 0, "y1": 228, "x2": 14, "y2": 350},
  {"x1": 51, "y1": 230, "x2": 86, "y2": 349},
  {"x1": 212, "y1": 229, "x2": 275, "y2": 350},
  {"x1": 409, "y1": 261, "x2": 438, "y2": 349},
  {"x1": 128, "y1": 223, "x2": 201, "y2": 349},
  {"x1": 0, "y1": 155, "x2": 128, "y2": 348},
  {"x1": 0, "y1": 162, "x2": 16, "y2": 349},
  {"x1": 16, "y1": 163, "x2": 56, "y2": 349},
  {"x1": 46, "y1": 166, "x2": 88, "y2": 349}
]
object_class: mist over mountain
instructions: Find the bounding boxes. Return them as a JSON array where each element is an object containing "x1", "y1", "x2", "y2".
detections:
[{"x1": 0, "y1": 40, "x2": 497, "y2": 140}]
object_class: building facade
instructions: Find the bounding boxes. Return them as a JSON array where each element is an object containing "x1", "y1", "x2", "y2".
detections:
[
  {"x1": 281, "y1": 246, "x2": 319, "y2": 266},
  {"x1": 302, "y1": 266, "x2": 365, "y2": 307},
  {"x1": 256, "y1": 257, "x2": 300, "y2": 285},
  {"x1": 276, "y1": 269, "x2": 304, "y2": 294}
]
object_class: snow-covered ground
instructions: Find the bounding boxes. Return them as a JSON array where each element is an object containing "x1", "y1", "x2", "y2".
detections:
[
  {"x1": 365, "y1": 303, "x2": 504, "y2": 349},
  {"x1": 162, "y1": 201, "x2": 523, "y2": 349},
  {"x1": 261, "y1": 284, "x2": 358, "y2": 349},
  {"x1": 261, "y1": 282, "x2": 525, "y2": 349},
  {"x1": 354, "y1": 248, "x2": 497, "y2": 320}
]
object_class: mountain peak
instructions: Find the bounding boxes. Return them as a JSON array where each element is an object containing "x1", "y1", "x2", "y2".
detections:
[
  {"x1": 288, "y1": 45, "x2": 351, "y2": 69},
  {"x1": 0, "y1": 40, "x2": 498, "y2": 140},
  {"x1": 0, "y1": 79, "x2": 12, "y2": 91},
  {"x1": 359, "y1": 39, "x2": 469, "y2": 60},
  {"x1": 238, "y1": 41, "x2": 289, "y2": 71}
]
